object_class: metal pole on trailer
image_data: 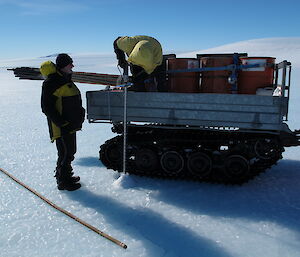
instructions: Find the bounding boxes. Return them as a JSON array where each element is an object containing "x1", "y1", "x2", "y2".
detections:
[{"x1": 122, "y1": 64, "x2": 129, "y2": 174}]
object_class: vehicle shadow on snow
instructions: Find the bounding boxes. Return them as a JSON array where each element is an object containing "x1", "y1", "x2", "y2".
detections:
[
  {"x1": 67, "y1": 188, "x2": 234, "y2": 257},
  {"x1": 133, "y1": 159, "x2": 300, "y2": 239}
]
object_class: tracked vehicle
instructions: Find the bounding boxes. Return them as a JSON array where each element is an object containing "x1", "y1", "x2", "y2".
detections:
[{"x1": 87, "y1": 53, "x2": 300, "y2": 184}]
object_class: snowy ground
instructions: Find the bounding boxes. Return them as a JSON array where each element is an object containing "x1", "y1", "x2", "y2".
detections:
[{"x1": 1, "y1": 38, "x2": 300, "y2": 257}]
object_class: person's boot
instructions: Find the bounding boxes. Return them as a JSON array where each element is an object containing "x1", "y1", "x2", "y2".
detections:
[
  {"x1": 68, "y1": 171, "x2": 80, "y2": 183},
  {"x1": 65, "y1": 165, "x2": 80, "y2": 183},
  {"x1": 55, "y1": 166, "x2": 80, "y2": 183},
  {"x1": 55, "y1": 168, "x2": 81, "y2": 191},
  {"x1": 57, "y1": 178, "x2": 81, "y2": 191}
]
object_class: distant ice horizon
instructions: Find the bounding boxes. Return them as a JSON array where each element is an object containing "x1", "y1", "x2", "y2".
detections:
[{"x1": 1, "y1": 37, "x2": 300, "y2": 70}]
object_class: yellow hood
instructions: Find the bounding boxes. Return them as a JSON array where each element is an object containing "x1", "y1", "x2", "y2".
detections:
[
  {"x1": 40, "y1": 61, "x2": 56, "y2": 77},
  {"x1": 117, "y1": 35, "x2": 163, "y2": 74}
]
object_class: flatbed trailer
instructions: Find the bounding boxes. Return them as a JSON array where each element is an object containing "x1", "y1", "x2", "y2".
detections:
[{"x1": 87, "y1": 58, "x2": 300, "y2": 183}]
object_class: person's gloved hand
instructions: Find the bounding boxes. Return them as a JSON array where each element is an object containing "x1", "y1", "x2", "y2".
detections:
[{"x1": 61, "y1": 122, "x2": 77, "y2": 133}]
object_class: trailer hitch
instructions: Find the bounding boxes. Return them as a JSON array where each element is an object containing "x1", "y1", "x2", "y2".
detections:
[
  {"x1": 293, "y1": 129, "x2": 300, "y2": 144},
  {"x1": 280, "y1": 129, "x2": 300, "y2": 147}
]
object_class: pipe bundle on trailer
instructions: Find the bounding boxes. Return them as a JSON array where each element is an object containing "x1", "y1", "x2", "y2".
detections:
[{"x1": 7, "y1": 67, "x2": 120, "y2": 86}]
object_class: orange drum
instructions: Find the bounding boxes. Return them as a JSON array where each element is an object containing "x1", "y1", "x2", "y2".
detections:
[
  {"x1": 199, "y1": 56, "x2": 235, "y2": 94},
  {"x1": 167, "y1": 58, "x2": 200, "y2": 93},
  {"x1": 238, "y1": 57, "x2": 275, "y2": 94}
]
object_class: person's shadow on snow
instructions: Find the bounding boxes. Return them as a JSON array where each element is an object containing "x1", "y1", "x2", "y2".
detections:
[{"x1": 67, "y1": 188, "x2": 233, "y2": 257}]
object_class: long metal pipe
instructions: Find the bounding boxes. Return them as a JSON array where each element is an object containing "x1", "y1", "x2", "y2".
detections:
[{"x1": 0, "y1": 167, "x2": 127, "y2": 249}]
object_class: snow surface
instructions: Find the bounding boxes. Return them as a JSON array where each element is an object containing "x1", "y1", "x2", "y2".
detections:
[{"x1": 1, "y1": 37, "x2": 300, "y2": 257}]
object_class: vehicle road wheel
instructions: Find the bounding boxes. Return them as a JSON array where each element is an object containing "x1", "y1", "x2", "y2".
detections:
[
  {"x1": 224, "y1": 155, "x2": 250, "y2": 183},
  {"x1": 187, "y1": 152, "x2": 212, "y2": 179},
  {"x1": 160, "y1": 151, "x2": 184, "y2": 176},
  {"x1": 135, "y1": 148, "x2": 159, "y2": 174}
]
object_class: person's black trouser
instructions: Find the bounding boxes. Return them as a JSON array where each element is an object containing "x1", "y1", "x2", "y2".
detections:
[
  {"x1": 130, "y1": 64, "x2": 167, "y2": 92},
  {"x1": 130, "y1": 65, "x2": 148, "y2": 91},
  {"x1": 55, "y1": 132, "x2": 77, "y2": 179}
]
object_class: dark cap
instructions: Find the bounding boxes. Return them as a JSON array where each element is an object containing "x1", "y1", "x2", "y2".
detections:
[{"x1": 56, "y1": 53, "x2": 73, "y2": 69}]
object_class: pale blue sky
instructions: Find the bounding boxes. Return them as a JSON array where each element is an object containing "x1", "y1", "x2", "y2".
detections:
[{"x1": 1, "y1": 0, "x2": 299, "y2": 59}]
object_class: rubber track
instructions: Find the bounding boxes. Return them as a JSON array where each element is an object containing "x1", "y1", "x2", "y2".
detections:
[{"x1": 100, "y1": 128, "x2": 283, "y2": 184}]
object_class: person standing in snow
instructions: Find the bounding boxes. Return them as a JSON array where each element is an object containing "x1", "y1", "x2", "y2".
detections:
[
  {"x1": 40, "y1": 54, "x2": 85, "y2": 191},
  {"x1": 113, "y1": 35, "x2": 165, "y2": 92}
]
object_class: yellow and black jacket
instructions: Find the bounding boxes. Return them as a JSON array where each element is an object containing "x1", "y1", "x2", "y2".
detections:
[{"x1": 40, "y1": 61, "x2": 85, "y2": 142}]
